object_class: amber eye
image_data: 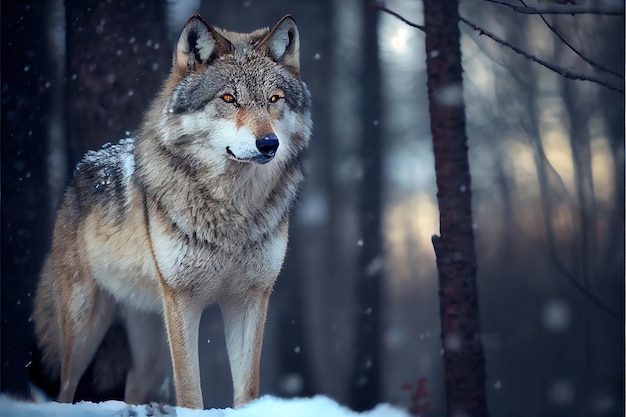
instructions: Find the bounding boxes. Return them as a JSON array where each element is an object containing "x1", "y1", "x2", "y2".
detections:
[
  {"x1": 269, "y1": 94, "x2": 283, "y2": 103},
  {"x1": 221, "y1": 94, "x2": 236, "y2": 104}
]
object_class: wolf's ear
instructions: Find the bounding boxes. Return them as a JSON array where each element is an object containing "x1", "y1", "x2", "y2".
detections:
[
  {"x1": 260, "y1": 15, "x2": 300, "y2": 74},
  {"x1": 174, "y1": 15, "x2": 232, "y2": 73}
]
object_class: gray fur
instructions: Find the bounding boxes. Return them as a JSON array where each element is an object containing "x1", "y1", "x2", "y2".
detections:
[{"x1": 33, "y1": 14, "x2": 311, "y2": 409}]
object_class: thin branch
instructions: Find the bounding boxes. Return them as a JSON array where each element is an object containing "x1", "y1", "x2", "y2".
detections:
[
  {"x1": 481, "y1": 0, "x2": 624, "y2": 16},
  {"x1": 535, "y1": 145, "x2": 622, "y2": 323},
  {"x1": 370, "y1": 1, "x2": 623, "y2": 92},
  {"x1": 460, "y1": 16, "x2": 624, "y2": 93},
  {"x1": 517, "y1": 0, "x2": 623, "y2": 78},
  {"x1": 369, "y1": 1, "x2": 425, "y2": 32},
  {"x1": 519, "y1": 118, "x2": 622, "y2": 323},
  {"x1": 547, "y1": 230, "x2": 622, "y2": 322}
]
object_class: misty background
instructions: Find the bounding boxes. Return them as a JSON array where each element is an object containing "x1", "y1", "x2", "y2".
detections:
[{"x1": 1, "y1": 1, "x2": 624, "y2": 416}]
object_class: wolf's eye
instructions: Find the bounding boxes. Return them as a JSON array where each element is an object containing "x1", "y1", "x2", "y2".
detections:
[
  {"x1": 269, "y1": 95, "x2": 283, "y2": 103},
  {"x1": 221, "y1": 94, "x2": 236, "y2": 104}
]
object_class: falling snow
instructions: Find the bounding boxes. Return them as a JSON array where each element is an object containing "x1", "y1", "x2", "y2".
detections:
[
  {"x1": 548, "y1": 379, "x2": 574, "y2": 405},
  {"x1": 542, "y1": 299, "x2": 572, "y2": 332},
  {"x1": 434, "y1": 83, "x2": 463, "y2": 106},
  {"x1": 444, "y1": 333, "x2": 462, "y2": 352}
]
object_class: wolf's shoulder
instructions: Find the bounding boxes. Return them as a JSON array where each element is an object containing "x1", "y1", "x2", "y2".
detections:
[
  {"x1": 69, "y1": 138, "x2": 136, "y2": 205},
  {"x1": 76, "y1": 138, "x2": 135, "y2": 173},
  {"x1": 74, "y1": 137, "x2": 135, "y2": 181}
]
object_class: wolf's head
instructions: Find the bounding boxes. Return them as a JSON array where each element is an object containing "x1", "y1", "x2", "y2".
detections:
[{"x1": 147, "y1": 15, "x2": 311, "y2": 173}]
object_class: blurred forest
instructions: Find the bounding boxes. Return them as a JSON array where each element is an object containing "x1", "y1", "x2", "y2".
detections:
[{"x1": 1, "y1": 1, "x2": 624, "y2": 416}]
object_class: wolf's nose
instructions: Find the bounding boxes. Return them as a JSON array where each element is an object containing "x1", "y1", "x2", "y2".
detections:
[{"x1": 256, "y1": 134, "x2": 279, "y2": 157}]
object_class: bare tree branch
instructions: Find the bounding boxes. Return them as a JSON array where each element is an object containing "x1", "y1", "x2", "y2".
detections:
[
  {"x1": 370, "y1": 1, "x2": 623, "y2": 92},
  {"x1": 546, "y1": 228, "x2": 621, "y2": 322},
  {"x1": 460, "y1": 16, "x2": 624, "y2": 93},
  {"x1": 515, "y1": 111, "x2": 622, "y2": 323},
  {"x1": 517, "y1": 0, "x2": 623, "y2": 78},
  {"x1": 369, "y1": 0, "x2": 425, "y2": 32},
  {"x1": 530, "y1": 141, "x2": 622, "y2": 323},
  {"x1": 481, "y1": 0, "x2": 624, "y2": 16}
]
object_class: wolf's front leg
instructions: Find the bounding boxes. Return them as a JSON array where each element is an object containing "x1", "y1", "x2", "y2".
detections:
[
  {"x1": 221, "y1": 287, "x2": 272, "y2": 408},
  {"x1": 160, "y1": 290, "x2": 204, "y2": 409}
]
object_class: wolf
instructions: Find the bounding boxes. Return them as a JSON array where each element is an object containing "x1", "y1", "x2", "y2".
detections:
[{"x1": 32, "y1": 14, "x2": 311, "y2": 409}]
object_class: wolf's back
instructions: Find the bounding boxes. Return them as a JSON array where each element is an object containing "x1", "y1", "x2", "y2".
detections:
[{"x1": 32, "y1": 139, "x2": 137, "y2": 395}]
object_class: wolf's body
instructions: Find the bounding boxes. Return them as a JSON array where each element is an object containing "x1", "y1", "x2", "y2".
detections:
[{"x1": 33, "y1": 14, "x2": 311, "y2": 409}]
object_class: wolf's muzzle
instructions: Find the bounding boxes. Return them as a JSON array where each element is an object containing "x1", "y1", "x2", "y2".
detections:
[{"x1": 254, "y1": 134, "x2": 279, "y2": 164}]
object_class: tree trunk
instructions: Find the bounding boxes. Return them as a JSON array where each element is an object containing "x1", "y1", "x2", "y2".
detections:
[
  {"x1": 1, "y1": 1, "x2": 53, "y2": 397},
  {"x1": 274, "y1": 226, "x2": 316, "y2": 398},
  {"x1": 65, "y1": 0, "x2": 171, "y2": 166},
  {"x1": 422, "y1": 1, "x2": 489, "y2": 416},
  {"x1": 350, "y1": 1, "x2": 383, "y2": 411}
]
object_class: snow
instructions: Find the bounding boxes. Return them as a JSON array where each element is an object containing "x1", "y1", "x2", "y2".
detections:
[
  {"x1": 548, "y1": 380, "x2": 574, "y2": 406},
  {"x1": 434, "y1": 83, "x2": 463, "y2": 106},
  {"x1": 0, "y1": 395, "x2": 411, "y2": 417},
  {"x1": 232, "y1": 396, "x2": 409, "y2": 417},
  {"x1": 79, "y1": 138, "x2": 135, "y2": 170},
  {"x1": 541, "y1": 299, "x2": 572, "y2": 332}
]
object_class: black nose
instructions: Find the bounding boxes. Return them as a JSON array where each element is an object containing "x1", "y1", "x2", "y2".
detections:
[{"x1": 256, "y1": 134, "x2": 279, "y2": 157}]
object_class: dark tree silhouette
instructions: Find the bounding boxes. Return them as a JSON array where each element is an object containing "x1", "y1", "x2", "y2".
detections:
[
  {"x1": 65, "y1": 0, "x2": 171, "y2": 166},
  {"x1": 1, "y1": 1, "x2": 53, "y2": 397},
  {"x1": 423, "y1": 0, "x2": 489, "y2": 416},
  {"x1": 275, "y1": 227, "x2": 317, "y2": 400},
  {"x1": 350, "y1": 1, "x2": 384, "y2": 411}
]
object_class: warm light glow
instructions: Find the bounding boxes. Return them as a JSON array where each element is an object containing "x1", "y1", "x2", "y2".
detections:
[
  {"x1": 389, "y1": 26, "x2": 410, "y2": 54},
  {"x1": 590, "y1": 133, "x2": 615, "y2": 204},
  {"x1": 385, "y1": 193, "x2": 438, "y2": 289},
  {"x1": 542, "y1": 129, "x2": 575, "y2": 195},
  {"x1": 504, "y1": 138, "x2": 539, "y2": 193}
]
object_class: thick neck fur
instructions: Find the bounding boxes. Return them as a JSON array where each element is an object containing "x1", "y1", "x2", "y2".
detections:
[
  {"x1": 133, "y1": 24, "x2": 312, "y2": 249},
  {"x1": 134, "y1": 97, "x2": 307, "y2": 248}
]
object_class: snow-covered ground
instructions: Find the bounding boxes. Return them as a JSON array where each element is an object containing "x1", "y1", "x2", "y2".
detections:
[{"x1": 0, "y1": 395, "x2": 411, "y2": 417}]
